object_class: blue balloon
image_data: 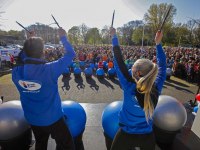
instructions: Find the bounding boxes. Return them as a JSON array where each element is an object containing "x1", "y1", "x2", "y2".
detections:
[
  {"x1": 80, "y1": 61, "x2": 85, "y2": 66},
  {"x1": 63, "y1": 68, "x2": 70, "y2": 74},
  {"x1": 103, "y1": 61, "x2": 108, "y2": 67},
  {"x1": 84, "y1": 68, "x2": 93, "y2": 75},
  {"x1": 102, "y1": 101, "x2": 123, "y2": 139},
  {"x1": 62, "y1": 100, "x2": 87, "y2": 138},
  {"x1": 194, "y1": 106, "x2": 199, "y2": 113},
  {"x1": 108, "y1": 68, "x2": 116, "y2": 75},
  {"x1": 90, "y1": 63, "x2": 95, "y2": 69},
  {"x1": 128, "y1": 69, "x2": 132, "y2": 76},
  {"x1": 70, "y1": 61, "x2": 74, "y2": 67},
  {"x1": 74, "y1": 68, "x2": 81, "y2": 74},
  {"x1": 106, "y1": 64, "x2": 108, "y2": 69},
  {"x1": 95, "y1": 63, "x2": 98, "y2": 69},
  {"x1": 96, "y1": 68, "x2": 104, "y2": 75},
  {"x1": 126, "y1": 64, "x2": 129, "y2": 69},
  {"x1": 73, "y1": 64, "x2": 76, "y2": 69}
]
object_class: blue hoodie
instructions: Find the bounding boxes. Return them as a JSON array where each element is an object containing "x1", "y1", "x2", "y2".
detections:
[
  {"x1": 112, "y1": 36, "x2": 166, "y2": 134},
  {"x1": 12, "y1": 36, "x2": 75, "y2": 126}
]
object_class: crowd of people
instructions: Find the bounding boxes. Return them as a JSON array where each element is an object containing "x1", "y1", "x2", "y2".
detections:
[
  {"x1": 0, "y1": 53, "x2": 15, "y2": 69},
  {"x1": 1, "y1": 42, "x2": 199, "y2": 85},
  {"x1": 43, "y1": 44, "x2": 200, "y2": 85}
]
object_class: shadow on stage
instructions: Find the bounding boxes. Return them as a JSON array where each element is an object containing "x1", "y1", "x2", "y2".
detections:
[
  {"x1": 86, "y1": 78, "x2": 99, "y2": 91},
  {"x1": 163, "y1": 82, "x2": 194, "y2": 94},
  {"x1": 62, "y1": 76, "x2": 71, "y2": 91},
  {"x1": 74, "y1": 76, "x2": 85, "y2": 90},
  {"x1": 98, "y1": 78, "x2": 114, "y2": 90},
  {"x1": 166, "y1": 79, "x2": 190, "y2": 88},
  {"x1": 108, "y1": 78, "x2": 122, "y2": 89}
]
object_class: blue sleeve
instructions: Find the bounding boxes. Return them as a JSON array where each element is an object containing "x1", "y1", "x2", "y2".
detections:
[
  {"x1": 112, "y1": 36, "x2": 136, "y2": 94},
  {"x1": 20, "y1": 51, "x2": 26, "y2": 61},
  {"x1": 154, "y1": 43, "x2": 167, "y2": 94},
  {"x1": 49, "y1": 36, "x2": 75, "y2": 82},
  {"x1": 14, "y1": 50, "x2": 25, "y2": 67}
]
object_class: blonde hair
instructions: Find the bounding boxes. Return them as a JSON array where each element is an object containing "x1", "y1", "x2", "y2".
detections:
[{"x1": 132, "y1": 59, "x2": 158, "y2": 123}]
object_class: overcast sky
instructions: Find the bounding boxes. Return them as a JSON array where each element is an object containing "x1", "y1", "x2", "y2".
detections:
[{"x1": 0, "y1": 0, "x2": 199, "y2": 32}]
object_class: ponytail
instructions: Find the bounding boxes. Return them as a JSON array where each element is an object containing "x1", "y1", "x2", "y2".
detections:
[{"x1": 132, "y1": 60, "x2": 158, "y2": 123}]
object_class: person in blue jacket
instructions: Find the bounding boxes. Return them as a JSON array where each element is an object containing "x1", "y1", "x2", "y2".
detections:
[
  {"x1": 109, "y1": 27, "x2": 166, "y2": 150},
  {"x1": 12, "y1": 28, "x2": 76, "y2": 150}
]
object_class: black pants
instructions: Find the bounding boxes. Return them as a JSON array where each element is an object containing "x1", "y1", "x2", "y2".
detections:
[
  {"x1": 31, "y1": 116, "x2": 75, "y2": 150},
  {"x1": 6, "y1": 61, "x2": 10, "y2": 68},
  {"x1": 10, "y1": 63, "x2": 14, "y2": 69},
  {"x1": 110, "y1": 128, "x2": 156, "y2": 150},
  {"x1": 187, "y1": 75, "x2": 192, "y2": 82}
]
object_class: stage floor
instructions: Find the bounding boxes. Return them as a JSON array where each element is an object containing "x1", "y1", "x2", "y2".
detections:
[{"x1": 29, "y1": 103, "x2": 200, "y2": 150}]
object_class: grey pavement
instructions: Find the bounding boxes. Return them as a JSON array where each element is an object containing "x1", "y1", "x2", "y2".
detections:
[{"x1": 1, "y1": 72, "x2": 198, "y2": 104}]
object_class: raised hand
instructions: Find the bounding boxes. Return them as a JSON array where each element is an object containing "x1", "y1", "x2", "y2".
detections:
[
  {"x1": 58, "y1": 27, "x2": 66, "y2": 38},
  {"x1": 155, "y1": 30, "x2": 163, "y2": 45},
  {"x1": 109, "y1": 27, "x2": 116, "y2": 38},
  {"x1": 28, "y1": 30, "x2": 35, "y2": 38}
]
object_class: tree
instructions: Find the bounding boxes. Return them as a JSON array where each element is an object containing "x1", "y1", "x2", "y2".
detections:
[
  {"x1": 88, "y1": 28, "x2": 101, "y2": 45},
  {"x1": 175, "y1": 25, "x2": 189, "y2": 46},
  {"x1": 79, "y1": 23, "x2": 89, "y2": 44},
  {"x1": 185, "y1": 19, "x2": 197, "y2": 47},
  {"x1": 144, "y1": 3, "x2": 177, "y2": 46},
  {"x1": 68, "y1": 26, "x2": 81, "y2": 45},
  {"x1": 101, "y1": 25, "x2": 110, "y2": 45},
  {"x1": 116, "y1": 27, "x2": 123, "y2": 45},
  {"x1": 144, "y1": 3, "x2": 177, "y2": 31},
  {"x1": 131, "y1": 28, "x2": 143, "y2": 45}
]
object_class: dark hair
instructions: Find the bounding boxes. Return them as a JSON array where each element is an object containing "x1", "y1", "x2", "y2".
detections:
[{"x1": 23, "y1": 37, "x2": 44, "y2": 59}]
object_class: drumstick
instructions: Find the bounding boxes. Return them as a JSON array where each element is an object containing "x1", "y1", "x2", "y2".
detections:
[
  {"x1": 111, "y1": 10, "x2": 115, "y2": 27},
  {"x1": 51, "y1": 14, "x2": 60, "y2": 28},
  {"x1": 16, "y1": 21, "x2": 31, "y2": 34},
  {"x1": 160, "y1": 6, "x2": 172, "y2": 31},
  {"x1": 110, "y1": 10, "x2": 115, "y2": 38}
]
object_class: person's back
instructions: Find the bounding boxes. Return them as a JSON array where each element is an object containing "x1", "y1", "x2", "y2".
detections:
[
  {"x1": 188, "y1": 65, "x2": 194, "y2": 75},
  {"x1": 98, "y1": 59, "x2": 103, "y2": 69},
  {"x1": 80, "y1": 54, "x2": 85, "y2": 61},
  {"x1": 129, "y1": 59, "x2": 134, "y2": 65},
  {"x1": 12, "y1": 28, "x2": 76, "y2": 150},
  {"x1": 109, "y1": 27, "x2": 166, "y2": 150},
  {"x1": 85, "y1": 58, "x2": 90, "y2": 68},
  {"x1": 75, "y1": 60, "x2": 80, "y2": 68},
  {"x1": 108, "y1": 61, "x2": 113, "y2": 68},
  {"x1": 103, "y1": 55, "x2": 107, "y2": 61},
  {"x1": 124, "y1": 59, "x2": 128, "y2": 65}
]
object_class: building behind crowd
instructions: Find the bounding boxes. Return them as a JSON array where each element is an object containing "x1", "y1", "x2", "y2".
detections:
[{"x1": 0, "y1": 35, "x2": 25, "y2": 46}]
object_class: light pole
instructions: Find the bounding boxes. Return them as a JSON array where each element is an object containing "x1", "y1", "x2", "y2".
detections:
[
  {"x1": 142, "y1": 23, "x2": 153, "y2": 49},
  {"x1": 178, "y1": 35, "x2": 182, "y2": 47},
  {"x1": 35, "y1": 22, "x2": 41, "y2": 37}
]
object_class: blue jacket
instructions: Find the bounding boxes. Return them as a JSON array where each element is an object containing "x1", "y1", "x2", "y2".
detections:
[
  {"x1": 85, "y1": 60, "x2": 90, "y2": 67},
  {"x1": 12, "y1": 36, "x2": 75, "y2": 126},
  {"x1": 112, "y1": 36, "x2": 166, "y2": 134}
]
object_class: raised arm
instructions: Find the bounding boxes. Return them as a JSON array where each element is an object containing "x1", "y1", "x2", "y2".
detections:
[
  {"x1": 49, "y1": 27, "x2": 75, "y2": 82},
  {"x1": 154, "y1": 31, "x2": 167, "y2": 93},
  {"x1": 110, "y1": 27, "x2": 136, "y2": 94}
]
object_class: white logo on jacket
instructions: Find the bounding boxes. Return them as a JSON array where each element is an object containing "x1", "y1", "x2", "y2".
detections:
[
  {"x1": 18, "y1": 80, "x2": 42, "y2": 91},
  {"x1": 132, "y1": 96, "x2": 140, "y2": 107}
]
